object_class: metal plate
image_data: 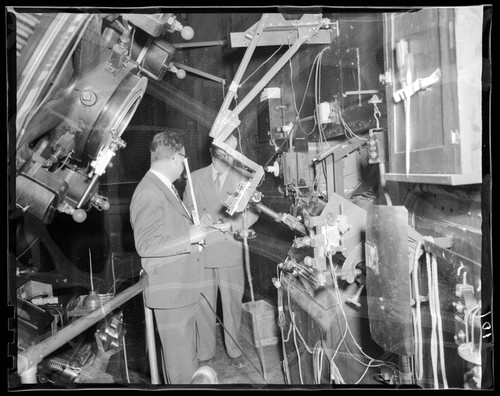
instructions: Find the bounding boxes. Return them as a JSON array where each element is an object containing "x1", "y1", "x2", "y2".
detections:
[{"x1": 365, "y1": 205, "x2": 413, "y2": 355}]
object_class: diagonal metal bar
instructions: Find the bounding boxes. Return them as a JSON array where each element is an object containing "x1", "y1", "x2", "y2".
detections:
[{"x1": 17, "y1": 273, "x2": 148, "y2": 376}]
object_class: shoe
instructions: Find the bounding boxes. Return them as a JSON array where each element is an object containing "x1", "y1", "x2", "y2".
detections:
[
  {"x1": 230, "y1": 356, "x2": 246, "y2": 369},
  {"x1": 198, "y1": 357, "x2": 214, "y2": 367}
]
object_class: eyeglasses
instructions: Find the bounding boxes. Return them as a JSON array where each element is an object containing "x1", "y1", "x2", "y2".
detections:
[{"x1": 177, "y1": 152, "x2": 188, "y2": 160}]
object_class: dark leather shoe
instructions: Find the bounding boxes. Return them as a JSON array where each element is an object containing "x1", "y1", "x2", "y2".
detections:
[{"x1": 230, "y1": 356, "x2": 246, "y2": 369}]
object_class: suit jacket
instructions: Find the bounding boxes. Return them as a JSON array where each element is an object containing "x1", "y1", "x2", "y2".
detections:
[
  {"x1": 183, "y1": 165, "x2": 259, "y2": 269},
  {"x1": 130, "y1": 171, "x2": 202, "y2": 308}
]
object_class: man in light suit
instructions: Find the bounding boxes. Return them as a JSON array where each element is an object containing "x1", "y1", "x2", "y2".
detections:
[
  {"x1": 183, "y1": 134, "x2": 259, "y2": 369},
  {"x1": 130, "y1": 130, "x2": 210, "y2": 384}
]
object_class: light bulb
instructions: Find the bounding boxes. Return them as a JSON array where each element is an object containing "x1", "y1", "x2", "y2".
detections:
[
  {"x1": 73, "y1": 209, "x2": 87, "y2": 223},
  {"x1": 181, "y1": 26, "x2": 194, "y2": 41},
  {"x1": 176, "y1": 69, "x2": 186, "y2": 79}
]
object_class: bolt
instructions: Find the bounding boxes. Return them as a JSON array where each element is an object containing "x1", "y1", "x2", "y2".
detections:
[{"x1": 80, "y1": 90, "x2": 97, "y2": 106}]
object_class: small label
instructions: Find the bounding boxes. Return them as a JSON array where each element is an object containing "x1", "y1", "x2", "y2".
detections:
[{"x1": 365, "y1": 240, "x2": 379, "y2": 275}]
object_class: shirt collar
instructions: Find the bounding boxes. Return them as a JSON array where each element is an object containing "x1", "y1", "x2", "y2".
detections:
[{"x1": 149, "y1": 169, "x2": 174, "y2": 189}]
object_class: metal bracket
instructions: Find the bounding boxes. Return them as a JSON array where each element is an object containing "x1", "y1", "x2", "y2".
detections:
[
  {"x1": 392, "y1": 68, "x2": 441, "y2": 103},
  {"x1": 230, "y1": 14, "x2": 337, "y2": 48},
  {"x1": 210, "y1": 13, "x2": 335, "y2": 143},
  {"x1": 208, "y1": 14, "x2": 336, "y2": 213}
]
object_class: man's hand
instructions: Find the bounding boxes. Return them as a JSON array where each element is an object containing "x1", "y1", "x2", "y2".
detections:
[{"x1": 189, "y1": 223, "x2": 210, "y2": 244}]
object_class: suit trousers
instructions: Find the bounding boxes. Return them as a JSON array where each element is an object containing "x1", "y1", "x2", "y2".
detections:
[
  {"x1": 196, "y1": 265, "x2": 245, "y2": 360},
  {"x1": 154, "y1": 303, "x2": 198, "y2": 384}
]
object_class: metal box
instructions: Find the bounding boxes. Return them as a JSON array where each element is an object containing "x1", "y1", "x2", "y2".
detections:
[
  {"x1": 241, "y1": 300, "x2": 279, "y2": 347},
  {"x1": 383, "y1": 7, "x2": 484, "y2": 185}
]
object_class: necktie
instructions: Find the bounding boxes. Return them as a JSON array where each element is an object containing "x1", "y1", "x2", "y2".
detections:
[
  {"x1": 171, "y1": 184, "x2": 181, "y2": 200},
  {"x1": 214, "y1": 172, "x2": 222, "y2": 192},
  {"x1": 172, "y1": 184, "x2": 192, "y2": 221}
]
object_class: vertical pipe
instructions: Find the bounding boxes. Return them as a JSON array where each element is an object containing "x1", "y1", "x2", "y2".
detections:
[
  {"x1": 144, "y1": 299, "x2": 160, "y2": 385},
  {"x1": 19, "y1": 365, "x2": 37, "y2": 384},
  {"x1": 399, "y1": 355, "x2": 413, "y2": 384},
  {"x1": 242, "y1": 215, "x2": 267, "y2": 380}
]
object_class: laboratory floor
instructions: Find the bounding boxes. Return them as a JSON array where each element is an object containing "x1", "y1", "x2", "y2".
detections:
[{"x1": 206, "y1": 323, "x2": 286, "y2": 386}]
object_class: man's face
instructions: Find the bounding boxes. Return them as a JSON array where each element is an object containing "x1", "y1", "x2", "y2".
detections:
[
  {"x1": 212, "y1": 135, "x2": 237, "y2": 170},
  {"x1": 214, "y1": 148, "x2": 233, "y2": 166}
]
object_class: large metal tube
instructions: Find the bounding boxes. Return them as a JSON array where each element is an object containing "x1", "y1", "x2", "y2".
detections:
[
  {"x1": 254, "y1": 202, "x2": 281, "y2": 222},
  {"x1": 17, "y1": 274, "x2": 148, "y2": 376}
]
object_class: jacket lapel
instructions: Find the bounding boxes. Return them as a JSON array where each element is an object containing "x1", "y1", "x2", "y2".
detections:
[{"x1": 147, "y1": 172, "x2": 193, "y2": 223}]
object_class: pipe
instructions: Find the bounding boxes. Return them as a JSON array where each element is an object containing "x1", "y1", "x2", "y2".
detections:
[
  {"x1": 254, "y1": 202, "x2": 282, "y2": 222},
  {"x1": 242, "y1": 225, "x2": 267, "y2": 381},
  {"x1": 144, "y1": 301, "x2": 160, "y2": 384},
  {"x1": 172, "y1": 62, "x2": 226, "y2": 85},
  {"x1": 173, "y1": 40, "x2": 226, "y2": 49},
  {"x1": 17, "y1": 274, "x2": 148, "y2": 376},
  {"x1": 254, "y1": 202, "x2": 307, "y2": 235}
]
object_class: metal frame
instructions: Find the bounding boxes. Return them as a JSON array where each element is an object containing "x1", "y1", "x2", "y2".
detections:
[{"x1": 209, "y1": 13, "x2": 335, "y2": 213}]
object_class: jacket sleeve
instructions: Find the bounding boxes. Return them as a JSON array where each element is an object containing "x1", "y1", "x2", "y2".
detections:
[{"x1": 130, "y1": 186, "x2": 192, "y2": 258}]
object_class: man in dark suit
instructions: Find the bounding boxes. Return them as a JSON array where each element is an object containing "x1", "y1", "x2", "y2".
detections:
[
  {"x1": 183, "y1": 134, "x2": 259, "y2": 369},
  {"x1": 130, "y1": 130, "x2": 210, "y2": 384}
]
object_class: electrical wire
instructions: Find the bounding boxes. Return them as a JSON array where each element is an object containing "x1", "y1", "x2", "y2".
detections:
[
  {"x1": 426, "y1": 251, "x2": 439, "y2": 388},
  {"x1": 122, "y1": 332, "x2": 130, "y2": 383},
  {"x1": 327, "y1": 253, "x2": 400, "y2": 383},
  {"x1": 291, "y1": 310, "x2": 304, "y2": 384},
  {"x1": 199, "y1": 292, "x2": 268, "y2": 383},
  {"x1": 410, "y1": 238, "x2": 426, "y2": 381},
  {"x1": 240, "y1": 43, "x2": 286, "y2": 87},
  {"x1": 430, "y1": 253, "x2": 448, "y2": 388},
  {"x1": 56, "y1": 149, "x2": 74, "y2": 171},
  {"x1": 312, "y1": 340, "x2": 325, "y2": 384},
  {"x1": 289, "y1": 47, "x2": 329, "y2": 137},
  {"x1": 111, "y1": 253, "x2": 116, "y2": 296},
  {"x1": 276, "y1": 271, "x2": 291, "y2": 384},
  {"x1": 16, "y1": 236, "x2": 39, "y2": 260}
]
